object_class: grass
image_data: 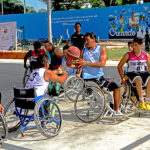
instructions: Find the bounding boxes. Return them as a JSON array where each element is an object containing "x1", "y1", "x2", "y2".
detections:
[{"x1": 107, "y1": 47, "x2": 128, "y2": 60}]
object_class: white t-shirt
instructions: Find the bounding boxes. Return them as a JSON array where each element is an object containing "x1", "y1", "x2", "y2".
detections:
[{"x1": 25, "y1": 68, "x2": 49, "y2": 96}]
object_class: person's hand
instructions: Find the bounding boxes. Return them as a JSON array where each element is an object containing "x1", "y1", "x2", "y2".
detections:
[
  {"x1": 58, "y1": 66, "x2": 65, "y2": 74},
  {"x1": 121, "y1": 77, "x2": 126, "y2": 84},
  {"x1": 0, "y1": 104, "x2": 4, "y2": 114},
  {"x1": 24, "y1": 64, "x2": 27, "y2": 69},
  {"x1": 75, "y1": 58, "x2": 87, "y2": 67},
  {"x1": 76, "y1": 73, "x2": 81, "y2": 78}
]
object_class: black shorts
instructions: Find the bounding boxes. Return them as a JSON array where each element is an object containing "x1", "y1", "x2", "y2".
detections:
[
  {"x1": 84, "y1": 76, "x2": 121, "y2": 92},
  {"x1": 126, "y1": 71, "x2": 150, "y2": 86}
]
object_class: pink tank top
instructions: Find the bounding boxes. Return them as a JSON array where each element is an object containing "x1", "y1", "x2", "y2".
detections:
[{"x1": 127, "y1": 50, "x2": 147, "y2": 72}]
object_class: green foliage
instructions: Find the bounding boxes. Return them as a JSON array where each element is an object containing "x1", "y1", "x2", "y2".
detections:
[
  {"x1": 39, "y1": 0, "x2": 150, "y2": 11},
  {"x1": 0, "y1": 0, "x2": 36, "y2": 14},
  {"x1": 38, "y1": 8, "x2": 47, "y2": 13},
  {"x1": 89, "y1": 0, "x2": 105, "y2": 8}
]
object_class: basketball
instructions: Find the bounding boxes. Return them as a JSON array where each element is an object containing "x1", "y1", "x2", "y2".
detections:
[
  {"x1": 66, "y1": 46, "x2": 80, "y2": 60},
  {"x1": 66, "y1": 46, "x2": 80, "y2": 69}
]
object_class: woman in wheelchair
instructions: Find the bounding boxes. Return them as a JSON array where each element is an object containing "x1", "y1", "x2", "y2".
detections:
[
  {"x1": 25, "y1": 55, "x2": 68, "y2": 96},
  {"x1": 118, "y1": 37, "x2": 150, "y2": 111}
]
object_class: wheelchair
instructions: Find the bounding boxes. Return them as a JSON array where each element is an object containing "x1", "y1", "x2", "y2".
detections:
[
  {"x1": 122, "y1": 76, "x2": 150, "y2": 114},
  {"x1": 4, "y1": 87, "x2": 62, "y2": 138},
  {"x1": 64, "y1": 74, "x2": 85, "y2": 102},
  {"x1": 0, "y1": 92, "x2": 7, "y2": 145},
  {"x1": 74, "y1": 75, "x2": 126, "y2": 123},
  {"x1": 23, "y1": 65, "x2": 32, "y2": 87}
]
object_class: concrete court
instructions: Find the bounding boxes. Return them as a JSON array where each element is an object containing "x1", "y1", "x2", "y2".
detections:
[{"x1": 0, "y1": 59, "x2": 150, "y2": 150}]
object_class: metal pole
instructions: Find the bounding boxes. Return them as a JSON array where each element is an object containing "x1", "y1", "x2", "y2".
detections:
[
  {"x1": 1, "y1": 0, "x2": 3, "y2": 15},
  {"x1": 47, "y1": 0, "x2": 52, "y2": 43},
  {"x1": 24, "y1": 0, "x2": 26, "y2": 14}
]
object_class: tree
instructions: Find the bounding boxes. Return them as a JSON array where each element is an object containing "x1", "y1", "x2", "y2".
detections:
[
  {"x1": 122, "y1": 0, "x2": 136, "y2": 5},
  {"x1": 0, "y1": 0, "x2": 37, "y2": 14},
  {"x1": 89, "y1": 0, "x2": 105, "y2": 8},
  {"x1": 39, "y1": 0, "x2": 150, "y2": 11},
  {"x1": 38, "y1": 8, "x2": 47, "y2": 12}
]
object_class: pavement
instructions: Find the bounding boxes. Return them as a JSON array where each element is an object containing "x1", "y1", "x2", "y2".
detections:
[
  {"x1": 0, "y1": 59, "x2": 150, "y2": 150},
  {"x1": 0, "y1": 59, "x2": 120, "y2": 66}
]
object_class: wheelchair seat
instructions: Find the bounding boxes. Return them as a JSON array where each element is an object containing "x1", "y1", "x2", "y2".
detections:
[{"x1": 13, "y1": 87, "x2": 36, "y2": 109}]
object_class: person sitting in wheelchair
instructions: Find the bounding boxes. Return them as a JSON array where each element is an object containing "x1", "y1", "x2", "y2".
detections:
[
  {"x1": 75, "y1": 32, "x2": 122, "y2": 116},
  {"x1": 118, "y1": 37, "x2": 150, "y2": 111},
  {"x1": 25, "y1": 55, "x2": 68, "y2": 96},
  {"x1": 24, "y1": 41, "x2": 46, "y2": 72}
]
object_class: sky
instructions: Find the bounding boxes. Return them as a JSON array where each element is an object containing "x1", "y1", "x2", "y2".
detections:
[{"x1": 20, "y1": 0, "x2": 47, "y2": 11}]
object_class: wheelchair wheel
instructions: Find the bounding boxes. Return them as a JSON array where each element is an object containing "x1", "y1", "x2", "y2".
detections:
[
  {"x1": 34, "y1": 97, "x2": 62, "y2": 138},
  {"x1": 64, "y1": 75, "x2": 85, "y2": 102},
  {"x1": 23, "y1": 66, "x2": 31, "y2": 87},
  {"x1": 4, "y1": 100, "x2": 28, "y2": 132},
  {"x1": 74, "y1": 85, "x2": 106, "y2": 123},
  {"x1": 0, "y1": 113, "x2": 7, "y2": 143}
]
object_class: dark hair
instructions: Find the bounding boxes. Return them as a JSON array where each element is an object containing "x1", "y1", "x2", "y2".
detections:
[
  {"x1": 75, "y1": 22, "x2": 81, "y2": 27},
  {"x1": 128, "y1": 41, "x2": 132, "y2": 45},
  {"x1": 133, "y1": 37, "x2": 143, "y2": 44},
  {"x1": 43, "y1": 40, "x2": 53, "y2": 46},
  {"x1": 36, "y1": 55, "x2": 49, "y2": 68},
  {"x1": 85, "y1": 32, "x2": 96, "y2": 39},
  {"x1": 33, "y1": 41, "x2": 41, "y2": 50}
]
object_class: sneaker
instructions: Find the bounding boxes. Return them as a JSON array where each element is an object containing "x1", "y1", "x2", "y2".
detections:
[
  {"x1": 138, "y1": 101, "x2": 146, "y2": 110},
  {"x1": 113, "y1": 110, "x2": 124, "y2": 116},
  {"x1": 145, "y1": 101, "x2": 150, "y2": 111}
]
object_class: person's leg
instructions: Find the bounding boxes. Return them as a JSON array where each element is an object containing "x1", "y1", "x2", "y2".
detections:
[
  {"x1": 55, "y1": 82, "x2": 60, "y2": 96},
  {"x1": 134, "y1": 77, "x2": 146, "y2": 109},
  {"x1": 126, "y1": 72, "x2": 146, "y2": 110},
  {"x1": 48, "y1": 81, "x2": 53, "y2": 95},
  {"x1": 113, "y1": 87, "x2": 122, "y2": 112},
  {"x1": 104, "y1": 78, "x2": 122, "y2": 113},
  {"x1": 145, "y1": 78, "x2": 150, "y2": 110},
  {"x1": 134, "y1": 77, "x2": 143, "y2": 98}
]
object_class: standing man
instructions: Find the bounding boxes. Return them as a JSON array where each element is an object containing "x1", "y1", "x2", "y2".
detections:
[
  {"x1": 76, "y1": 32, "x2": 122, "y2": 115},
  {"x1": 64, "y1": 22, "x2": 85, "y2": 55},
  {"x1": 44, "y1": 40, "x2": 63, "y2": 96}
]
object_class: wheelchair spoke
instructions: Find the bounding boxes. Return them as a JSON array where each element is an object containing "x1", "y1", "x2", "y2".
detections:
[
  {"x1": 34, "y1": 97, "x2": 62, "y2": 138},
  {"x1": 75, "y1": 85, "x2": 106, "y2": 123}
]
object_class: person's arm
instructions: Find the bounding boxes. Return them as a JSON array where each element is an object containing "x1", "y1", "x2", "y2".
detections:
[
  {"x1": 118, "y1": 52, "x2": 129, "y2": 84},
  {"x1": 45, "y1": 69, "x2": 68, "y2": 84},
  {"x1": 146, "y1": 54, "x2": 150, "y2": 73},
  {"x1": 0, "y1": 104, "x2": 4, "y2": 114},
  {"x1": 76, "y1": 67, "x2": 82, "y2": 78},
  {"x1": 75, "y1": 46, "x2": 107, "y2": 68},
  {"x1": 24, "y1": 50, "x2": 32, "y2": 68}
]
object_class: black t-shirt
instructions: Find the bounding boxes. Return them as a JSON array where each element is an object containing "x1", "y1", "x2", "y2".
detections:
[
  {"x1": 71, "y1": 33, "x2": 85, "y2": 50},
  {"x1": 48, "y1": 48, "x2": 62, "y2": 70}
]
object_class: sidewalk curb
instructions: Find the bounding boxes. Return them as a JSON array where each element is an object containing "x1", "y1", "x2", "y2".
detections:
[{"x1": 0, "y1": 51, "x2": 26, "y2": 59}]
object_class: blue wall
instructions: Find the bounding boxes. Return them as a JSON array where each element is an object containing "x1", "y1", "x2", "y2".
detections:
[{"x1": 0, "y1": 3, "x2": 150, "y2": 40}]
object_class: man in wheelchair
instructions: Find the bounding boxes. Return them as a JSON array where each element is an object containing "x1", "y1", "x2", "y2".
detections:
[
  {"x1": 25, "y1": 55, "x2": 68, "y2": 96},
  {"x1": 118, "y1": 37, "x2": 150, "y2": 111},
  {"x1": 75, "y1": 32, "x2": 122, "y2": 115},
  {"x1": 24, "y1": 41, "x2": 46, "y2": 72}
]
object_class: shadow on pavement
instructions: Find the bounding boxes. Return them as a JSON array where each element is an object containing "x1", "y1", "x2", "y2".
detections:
[
  {"x1": 121, "y1": 134, "x2": 150, "y2": 150},
  {"x1": 2, "y1": 143, "x2": 31, "y2": 150}
]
